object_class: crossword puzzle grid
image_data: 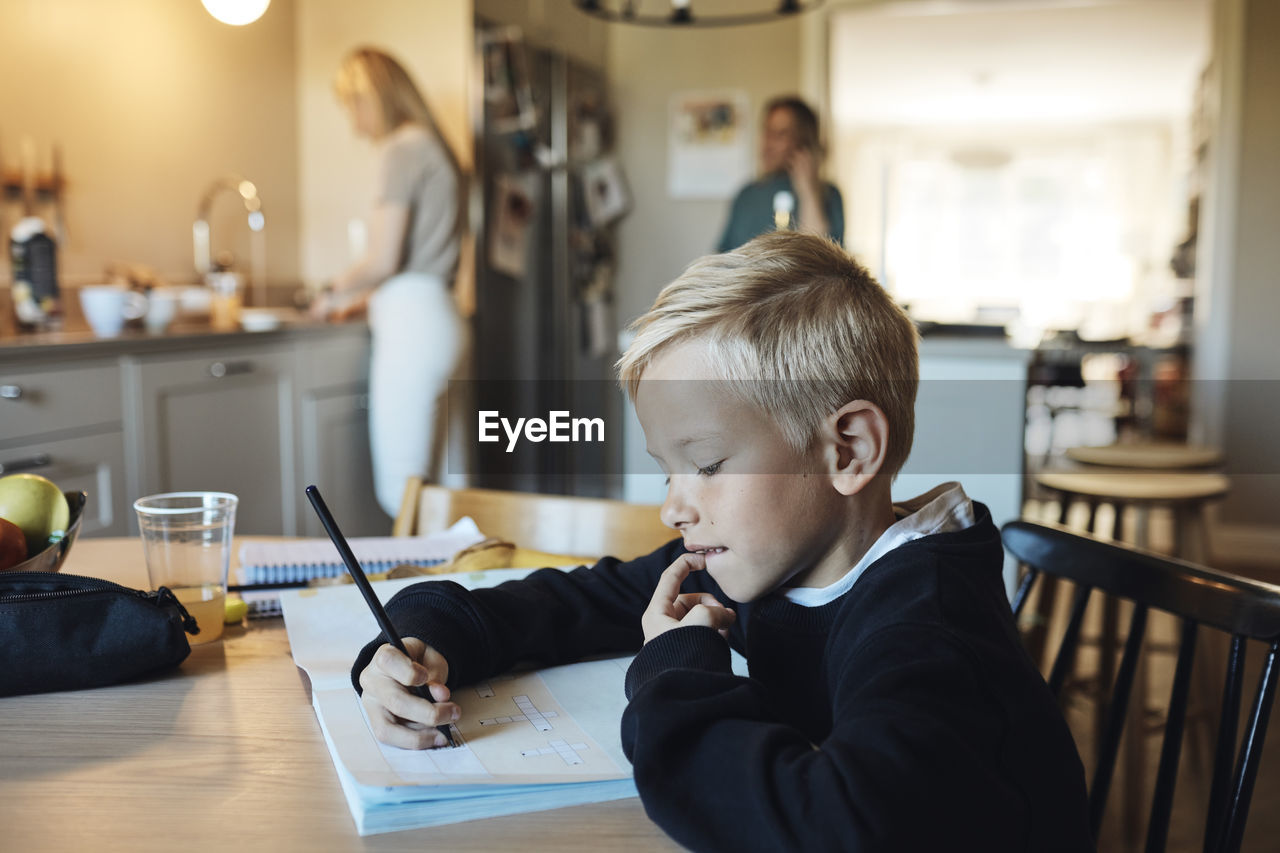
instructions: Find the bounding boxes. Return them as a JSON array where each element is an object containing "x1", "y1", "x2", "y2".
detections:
[
  {"x1": 471, "y1": 691, "x2": 593, "y2": 766},
  {"x1": 477, "y1": 694, "x2": 558, "y2": 732},
  {"x1": 521, "y1": 740, "x2": 589, "y2": 765}
]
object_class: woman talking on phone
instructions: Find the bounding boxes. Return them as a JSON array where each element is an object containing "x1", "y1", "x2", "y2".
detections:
[
  {"x1": 315, "y1": 47, "x2": 467, "y2": 518},
  {"x1": 717, "y1": 96, "x2": 844, "y2": 252}
]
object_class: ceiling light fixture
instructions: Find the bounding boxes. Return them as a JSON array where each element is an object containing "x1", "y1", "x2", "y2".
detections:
[
  {"x1": 201, "y1": 0, "x2": 271, "y2": 27},
  {"x1": 574, "y1": 0, "x2": 823, "y2": 28}
]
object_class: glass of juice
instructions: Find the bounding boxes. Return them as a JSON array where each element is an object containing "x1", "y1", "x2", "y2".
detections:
[{"x1": 133, "y1": 491, "x2": 238, "y2": 645}]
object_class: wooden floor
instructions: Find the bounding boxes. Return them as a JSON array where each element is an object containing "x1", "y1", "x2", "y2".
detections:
[{"x1": 1020, "y1": 499, "x2": 1280, "y2": 852}]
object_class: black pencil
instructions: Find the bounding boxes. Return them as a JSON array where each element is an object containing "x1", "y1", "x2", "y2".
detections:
[{"x1": 304, "y1": 484, "x2": 458, "y2": 749}]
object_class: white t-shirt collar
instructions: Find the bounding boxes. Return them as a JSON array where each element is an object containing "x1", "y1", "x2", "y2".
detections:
[{"x1": 781, "y1": 481, "x2": 976, "y2": 608}]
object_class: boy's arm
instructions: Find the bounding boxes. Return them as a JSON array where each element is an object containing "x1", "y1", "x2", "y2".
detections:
[
  {"x1": 350, "y1": 537, "x2": 689, "y2": 691},
  {"x1": 620, "y1": 623, "x2": 1058, "y2": 852}
]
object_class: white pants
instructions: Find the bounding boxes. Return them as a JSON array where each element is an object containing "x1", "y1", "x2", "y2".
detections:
[{"x1": 367, "y1": 272, "x2": 468, "y2": 518}]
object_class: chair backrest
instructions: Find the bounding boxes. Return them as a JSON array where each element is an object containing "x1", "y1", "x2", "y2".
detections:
[
  {"x1": 1003, "y1": 520, "x2": 1280, "y2": 853},
  {"x1": 394, "y1": 478, "x2": 674, "y2": 562}
]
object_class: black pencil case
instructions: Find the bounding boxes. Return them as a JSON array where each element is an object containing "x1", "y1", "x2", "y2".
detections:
[{"x1": 0, "y1": 571, "x2": 199, "y2": 698}]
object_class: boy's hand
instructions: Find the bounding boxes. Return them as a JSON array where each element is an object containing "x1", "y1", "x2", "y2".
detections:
[
  {"x1": 642, "y1": 552, "x2": 736, "y2": 644},
  {"x1": 358, "y1": 637, "x2": 460, "y2": 749}
]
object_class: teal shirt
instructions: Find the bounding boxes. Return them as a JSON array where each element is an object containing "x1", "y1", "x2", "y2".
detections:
[{"x1": 717, "y1": 173, "x2": 845, "y2": 253}]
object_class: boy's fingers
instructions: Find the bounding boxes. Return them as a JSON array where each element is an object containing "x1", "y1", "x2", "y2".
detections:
[
  {"x1": 673, "y1": 592, "x2": 726, "y2": 613},
  {"x1": 371, "y1": 643, "x2": 425, "y2": 686},
  {"x1": 381, "y1": 687, "x2": 460, "y2": 728},
  {"x1": 372, "y1": 640, "x2": 448, "y2": 687},
  {"x1": 653, "y1": 553, "x2": 706, "y2": 604},
  {"x1": 684, "y1": 603, "x2": 737, "y2": 632},
  {"x1": 363, "y1": 699, "x2": 448, "y2": 750},
  {"x1": 362, "y1": 667, "x2": 459, "y2": 726}
]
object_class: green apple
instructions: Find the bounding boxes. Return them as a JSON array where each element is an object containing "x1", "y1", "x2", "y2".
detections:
[{"x1": 0, "y1": 473, "x2": 71, "y2": 556}]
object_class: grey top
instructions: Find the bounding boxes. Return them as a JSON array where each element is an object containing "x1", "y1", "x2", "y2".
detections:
[{"x1": 377, "y1": 124, "x2": 461, "y2": 282}]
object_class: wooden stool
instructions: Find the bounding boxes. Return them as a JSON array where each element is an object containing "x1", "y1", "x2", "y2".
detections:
[
  {"x1": 1036, "y1": 469, "x2": 1228, "y2": 562},
  {"x1": 1064, "y1": 442, "x2": 1223, "y2": 471},
  {"x1": 1031, "y1": 465, "x2": 1228, "y2": 845}
]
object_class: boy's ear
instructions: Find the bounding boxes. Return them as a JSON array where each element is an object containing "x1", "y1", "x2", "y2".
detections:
[{"x1": 823, "y1": 400, "x2": 889, "y2": 496}]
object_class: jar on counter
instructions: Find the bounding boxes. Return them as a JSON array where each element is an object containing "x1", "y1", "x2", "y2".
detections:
[
  {"x1": 207, "y1": 271, "x2": 243, "y2": 331},
  {"x1": 9, "y1": 216, "x2": 61, "y2": 331}
]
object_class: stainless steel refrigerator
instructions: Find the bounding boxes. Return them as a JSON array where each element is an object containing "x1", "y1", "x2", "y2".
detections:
[{"x1": 469, "y1": 26, "x2": 624, "y2": 497}]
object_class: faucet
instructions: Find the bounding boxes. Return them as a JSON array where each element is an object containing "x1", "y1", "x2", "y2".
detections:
[{"x1": 193, "y1": 175, "x2": 266, "y2": 305}]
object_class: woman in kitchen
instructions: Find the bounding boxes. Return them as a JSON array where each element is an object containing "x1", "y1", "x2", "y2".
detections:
[{"x1": 315, "y1": 47, "x2": 467, "y2": 518}]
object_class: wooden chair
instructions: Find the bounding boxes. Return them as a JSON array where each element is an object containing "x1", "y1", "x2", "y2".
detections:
[
  {"x1": 1004, "y1": 520, "x2": 1280, "y2": 853},
  {"x1": 393, "y1": 477, "x2": 675, "y2": 562}
]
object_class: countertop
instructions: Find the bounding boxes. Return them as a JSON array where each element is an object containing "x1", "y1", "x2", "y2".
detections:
[
  {"x1": 0, "y1": 311, "x2": 369, "y2": 363},
  {"x1": 917, "y1": 334, "x2": 1029, "y2": 361}
]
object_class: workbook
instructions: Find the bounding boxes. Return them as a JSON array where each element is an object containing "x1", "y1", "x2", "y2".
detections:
[
  {"x1": 280, "y1": 571, "x2": 640, "y2": 835},
  {"x1": 236, "y1": 519, "x2": 485, "y2": 616}
]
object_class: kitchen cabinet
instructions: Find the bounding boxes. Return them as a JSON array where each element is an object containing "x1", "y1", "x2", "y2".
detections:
[
  {"x1": 1, "y1": 321, "x2": 381, "y2": 539},
  {"x1": 0, "y1": 361, "x2": 122, "y2": 440},
  {"x1": 295, "y1": 333, "x2": 384, "y2": 537},
  {"x1": 125, "y1": 345, "x2": 296, "y2": 535},
  {"x1": 0, "y1": 431, "x2": 130, "y2": 537},
  {"x1": 0, "y1": 359, "x2": 130, "y2": 536}
]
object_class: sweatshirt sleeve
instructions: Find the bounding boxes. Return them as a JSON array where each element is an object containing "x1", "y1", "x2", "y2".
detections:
[
  {"x1": 619, "y1": 623, "x2": 1040, "y2": 853},
  {"x1": 351, "y1": 538, "x2": 690, "y2": 692}
]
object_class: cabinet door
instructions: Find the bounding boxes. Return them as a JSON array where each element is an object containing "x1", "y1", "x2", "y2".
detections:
[
  {"x1": 298, "y1": 390, "x2": 385, "y2": 537},
  {"x1": 0, "y1": 361, "x2": 122, "y2": 442},
  {"x1": 0, "y1": 431, "x2": 129, "y2": 537},
  {"x1": 130, "y1": 347, "x2": 294, "y2": 535}
]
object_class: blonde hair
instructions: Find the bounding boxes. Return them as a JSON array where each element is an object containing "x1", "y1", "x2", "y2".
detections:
[
  {"x1": 617, "y1": 232, "x2": 919, "y2": 476},
  {"x1": 334, "y1": 46, "x2": 463, "y2": 178}
]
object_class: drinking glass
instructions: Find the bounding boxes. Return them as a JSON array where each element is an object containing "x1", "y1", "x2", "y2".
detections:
[{"x1": 134, "y1": 492, "x2": 238, "y2": 645}]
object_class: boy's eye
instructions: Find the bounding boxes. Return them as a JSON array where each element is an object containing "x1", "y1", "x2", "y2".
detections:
[{"x1": 696, "y1": 460, "x2": 723, "y2": 477}]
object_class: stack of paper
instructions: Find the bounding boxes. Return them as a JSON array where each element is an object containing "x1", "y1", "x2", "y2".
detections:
[{"x1": 280, "y1": 570, "x2": 639, "y2": 836}]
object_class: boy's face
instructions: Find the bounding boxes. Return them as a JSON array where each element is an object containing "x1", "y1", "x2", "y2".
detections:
[{"x1": 635, "y1": 340, "x2": 852, "y2": 602}]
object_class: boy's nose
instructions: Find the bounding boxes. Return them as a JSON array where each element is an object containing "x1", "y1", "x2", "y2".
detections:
[{"x1": 659, "y1": 475, "x2": 697, "y2": 530}]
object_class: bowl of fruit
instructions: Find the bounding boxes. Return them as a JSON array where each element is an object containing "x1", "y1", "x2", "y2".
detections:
[{"x1": 0, "y1": 473, "x2": 87, "y2": 574}]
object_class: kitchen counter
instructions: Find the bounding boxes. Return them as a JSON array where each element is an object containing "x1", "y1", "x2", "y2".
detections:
[{"x1": 0, "y1": 311, "x2": 368, "y2": 363}]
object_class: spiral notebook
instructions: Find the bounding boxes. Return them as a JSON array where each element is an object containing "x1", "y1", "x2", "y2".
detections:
[{"x1": 236, "y1": 518, "x2": 485, "y2": 617}]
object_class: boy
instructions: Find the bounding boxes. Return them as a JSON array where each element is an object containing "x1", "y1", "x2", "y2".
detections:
[{"x1": 352, "y1": 232, "x2": 1093, "y2": 851}]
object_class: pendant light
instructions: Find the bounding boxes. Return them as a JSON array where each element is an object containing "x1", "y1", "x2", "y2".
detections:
[
  {"x1": 574, "y1": 0, "x2": 822, "y2": 27},
  {"x1": 201, "y1": 0, "x2": 271, "y2": 27}
]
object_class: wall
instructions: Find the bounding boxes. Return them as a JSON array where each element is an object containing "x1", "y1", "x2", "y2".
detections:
[
  {"x1": 475, "y1": 0, "x2": 609, "y2": 71},
  {"x1": 295, "y1": 0, "x2": 472, "y2": 289},
  {"x1": 1195, "y1": 0, "x2": 1280, "y2": 556},
  {"x1": 0, "y1": 0, "x2": 300, "y2": 288},
  {"x1": 607, "y1": 19, "x2": 803, "y2": 326}
]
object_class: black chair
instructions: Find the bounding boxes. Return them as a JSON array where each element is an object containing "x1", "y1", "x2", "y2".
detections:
[{"x1": 1003, "y1": 520, "x2": 1280, "y2": 853}]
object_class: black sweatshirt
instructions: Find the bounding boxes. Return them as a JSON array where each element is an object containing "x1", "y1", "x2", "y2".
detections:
[{"x1": 351, "y1": 503, "x2": 1093, "y2": 852}]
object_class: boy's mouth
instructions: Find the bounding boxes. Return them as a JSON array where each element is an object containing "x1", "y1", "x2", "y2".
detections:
[{"x1": 686, "y1": 545, "x2": 727, "y2": 557}]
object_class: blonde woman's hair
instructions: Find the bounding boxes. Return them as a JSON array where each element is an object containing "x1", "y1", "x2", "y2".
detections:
[
  {"x1": 334, "y1": 46, "x2": 463, "y2": 178},
  {"x1": 617, "y1": 232, "x2": 919, "y2": 477}
]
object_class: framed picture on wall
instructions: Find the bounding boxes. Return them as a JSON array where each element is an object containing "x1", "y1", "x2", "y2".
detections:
[{"x1": 667, "y1": 89, "x2": 752, "y2": 199}]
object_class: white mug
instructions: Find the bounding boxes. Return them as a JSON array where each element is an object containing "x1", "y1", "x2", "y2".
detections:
[
  {"x1": 144, "y1": 288, "x2": 179, "y2": 334},
  {"x1": 78, "y1": 285, "x2": 147, "y2": 337}
]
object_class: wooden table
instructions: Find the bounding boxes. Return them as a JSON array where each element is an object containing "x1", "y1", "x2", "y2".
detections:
[{"x1": 0, "y1": 538, "x2": 681, "y2": 853}]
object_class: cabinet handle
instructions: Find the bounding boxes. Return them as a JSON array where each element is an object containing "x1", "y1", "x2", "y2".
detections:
[
  {"x1": 0, "y1": 384, "x2": 23, "y2": 400},
  {"x1": 0, "y1": 454, "x2": 52, "y2": 475},
  {"x1": 208, "y1": 361, "x2": 255, "y2": 379}
]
